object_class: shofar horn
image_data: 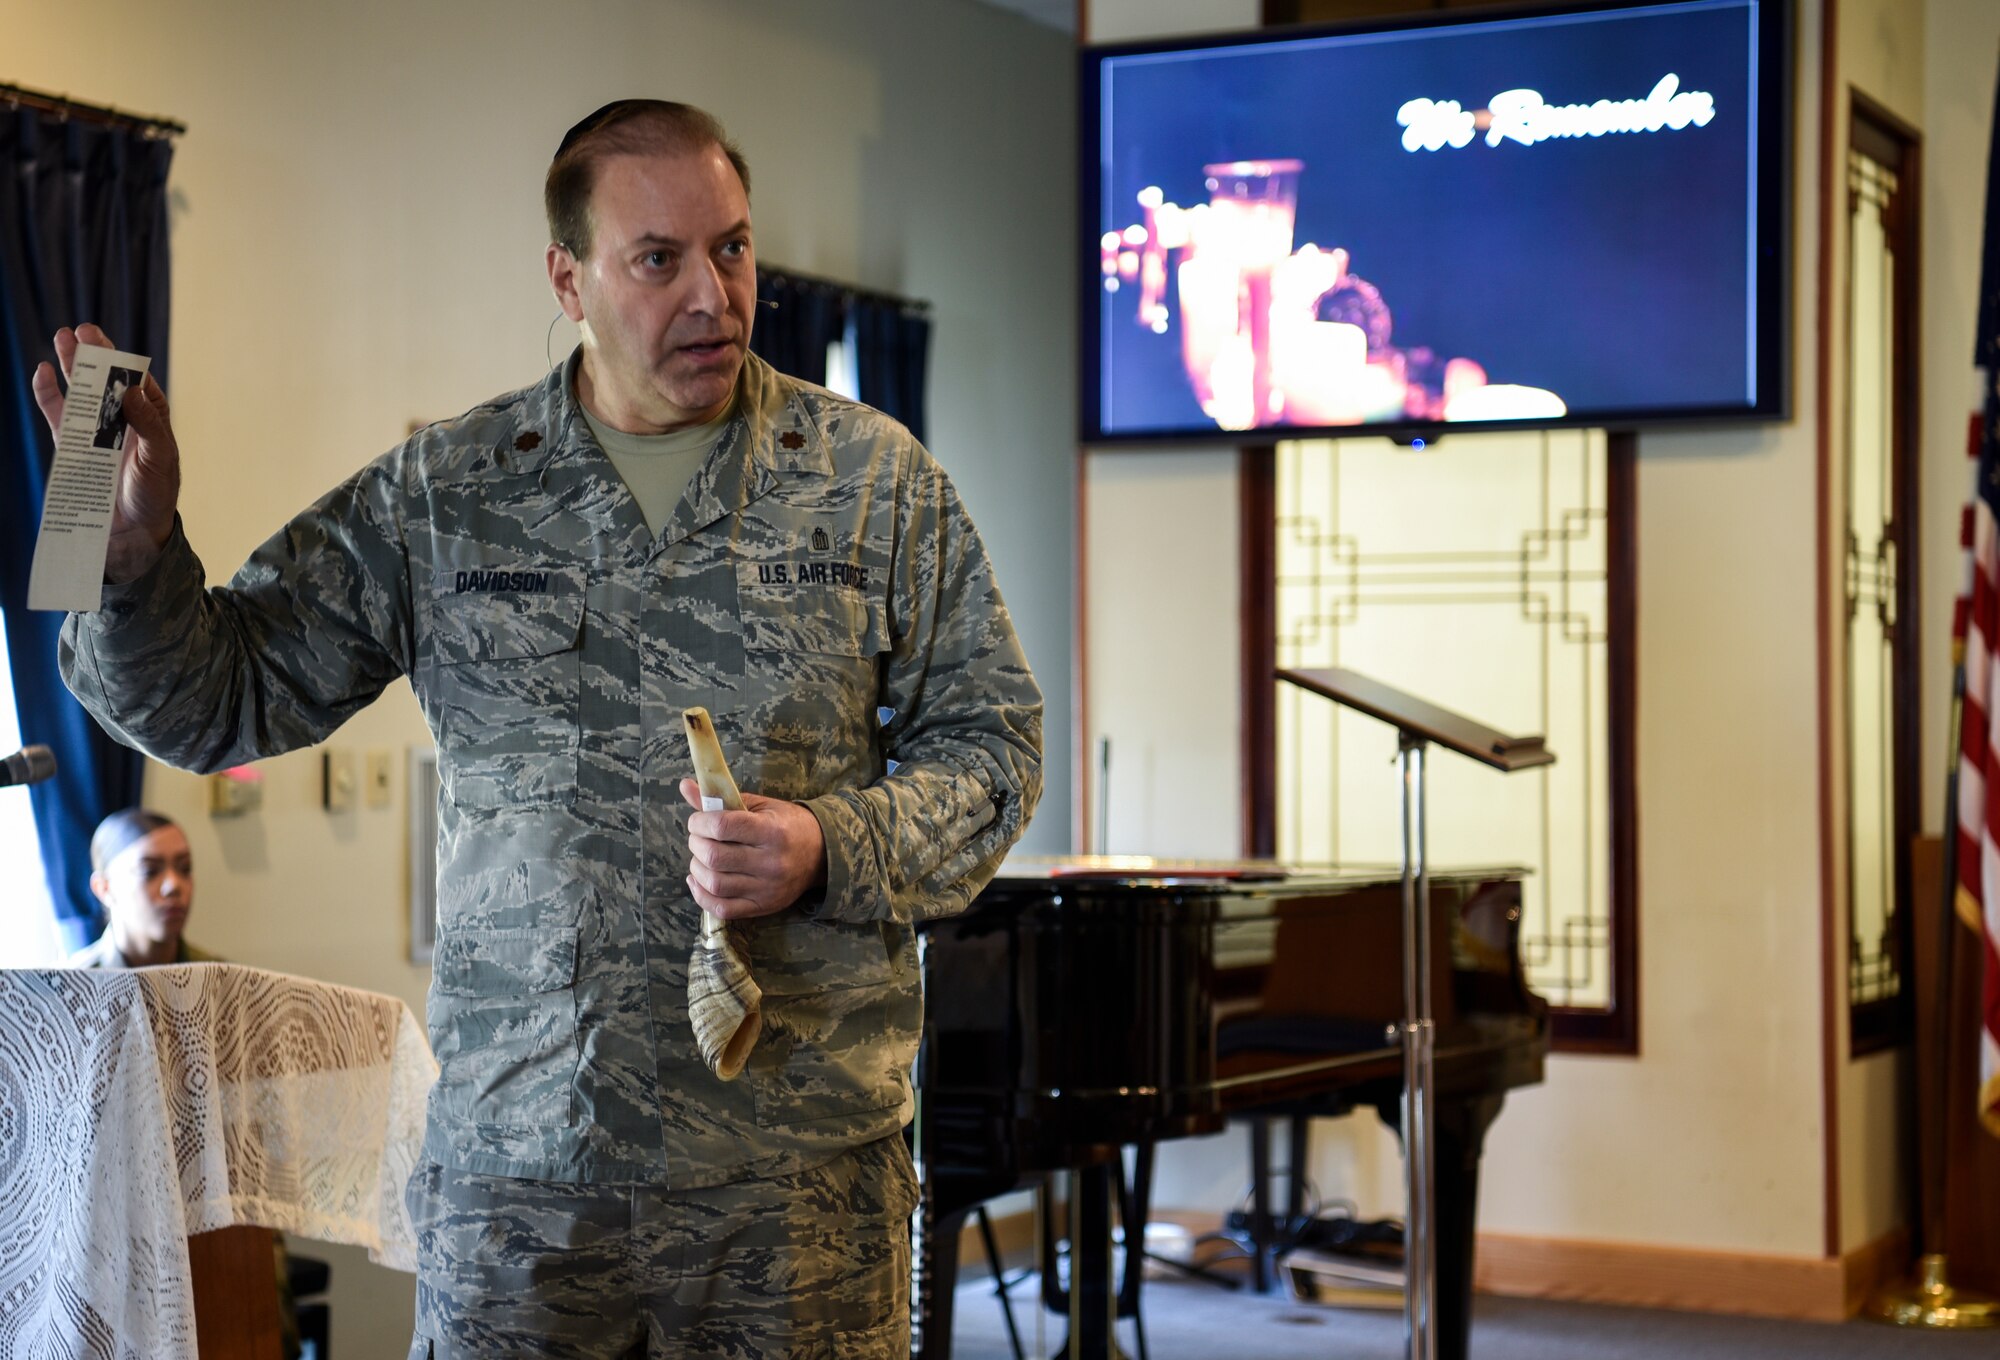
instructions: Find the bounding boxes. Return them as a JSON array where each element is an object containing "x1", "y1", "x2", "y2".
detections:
[{"x1": 681, "y1": 707, "x2": 763, "y2": 1081}]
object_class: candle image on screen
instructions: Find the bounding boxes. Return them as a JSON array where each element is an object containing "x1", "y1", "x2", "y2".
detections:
[{"x1": 1104, "y1": 162, "x2": 1564, "y2": 432}]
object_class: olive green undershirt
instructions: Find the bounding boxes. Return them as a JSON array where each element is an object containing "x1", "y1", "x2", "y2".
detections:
[{"x1": 579, "y1": 393, "x2": 737, "y2": 539}]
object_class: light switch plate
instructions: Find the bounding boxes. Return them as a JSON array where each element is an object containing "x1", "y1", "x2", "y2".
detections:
[{"x1": 323, "y1": 750, "x2": 356, "y2": 813}]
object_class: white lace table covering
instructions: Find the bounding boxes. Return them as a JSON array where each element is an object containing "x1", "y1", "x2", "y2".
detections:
[{"x1": 0, "y1": 964, "x2": 437, "y2": 1360}]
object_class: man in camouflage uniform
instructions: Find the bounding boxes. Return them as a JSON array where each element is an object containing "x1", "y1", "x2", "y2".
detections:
[{"x1": 41, "y1": 100, "x2": 1042, "y2": 1357}]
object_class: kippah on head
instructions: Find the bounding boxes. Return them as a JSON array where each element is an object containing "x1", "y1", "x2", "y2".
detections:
[
  {"x1": 544, "y1": 99, "x2": 750, "y2": 261},
  {"x1": 553, "y1": 99, "x2": 657, "y2": 164},
  {"x1": 90, "y1": 808, "x2": 175, "y2": 874}
]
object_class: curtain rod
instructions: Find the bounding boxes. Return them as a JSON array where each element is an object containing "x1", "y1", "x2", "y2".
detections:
[
  {"x1": 0, "y1": 81, "x2": 186, "y2": 138},
  {"x1": 759, "y1": 263, "x2": 930, "y2": 316}
]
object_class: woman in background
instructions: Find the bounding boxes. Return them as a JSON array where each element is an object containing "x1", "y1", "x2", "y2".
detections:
[{"x1": 67, "y1": 808, "x2": 218, "y2": 968}]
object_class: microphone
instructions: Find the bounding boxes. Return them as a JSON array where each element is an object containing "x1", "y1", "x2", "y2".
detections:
[{"x1": 0, "y1": 745, "x2": 57, "y2": 788}]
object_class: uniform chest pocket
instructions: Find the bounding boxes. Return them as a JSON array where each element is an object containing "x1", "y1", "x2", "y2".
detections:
[
  {"x1": 429, "y1": 589, "x2": 585, "y2": 808},
  {"x1": 736, "y1": 568, "x2": 887, "y2": 661},
  {"x1": 732, "y1": 569, "x2": 889, "y2": 798}
]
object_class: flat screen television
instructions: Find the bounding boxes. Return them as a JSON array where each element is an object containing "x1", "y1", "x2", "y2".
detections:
[{"x1": 1081, "y1": 0, "x2": 1789, "y2": 444}]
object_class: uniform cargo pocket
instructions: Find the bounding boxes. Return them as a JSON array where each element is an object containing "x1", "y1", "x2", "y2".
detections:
[
  {"x1": 429, "y1": 589, "x2": 584, "y2": 808},
  {"x1": 430, "y1": 927, "x2": 579, "y2": 1129},
  {"x1": 746, "y1": 919, "x2": 914, "y2": 1128}
]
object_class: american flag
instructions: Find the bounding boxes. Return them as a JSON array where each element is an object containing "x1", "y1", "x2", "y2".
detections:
[
  {"x1": 1952, "y1": 70, "x2": 2000, "y2": 1137},
  {"x1": 1951, "y1": 410, "x2": 2000, "y2": 1137}
]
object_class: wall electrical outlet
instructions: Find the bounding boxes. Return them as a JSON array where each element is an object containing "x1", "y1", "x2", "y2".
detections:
[
  {"x1": 323, "y1": 749, "x2": 357, "y2": 813},
  {"x1": 365, "y1": 750, "x2": 393, "y2": 809}
]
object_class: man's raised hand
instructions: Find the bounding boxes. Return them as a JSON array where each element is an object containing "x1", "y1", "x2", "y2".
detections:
[{"x1": 30, "y1": 324, "x2": 179, "y2": 583}]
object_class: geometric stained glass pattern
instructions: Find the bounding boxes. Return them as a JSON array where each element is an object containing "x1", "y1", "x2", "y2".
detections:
[
  {"x1": 1842, "y1": 135, "x2": 1908, "y2": 1030},
  {"x1": 1274, "y1": 430, "x2": 1617, "y2": 1012}
]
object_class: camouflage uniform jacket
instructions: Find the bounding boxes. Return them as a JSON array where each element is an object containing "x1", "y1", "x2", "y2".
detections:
[
  {"x1": 61, "y1": 350, "x2": 1044, "y2": 1187},
  {"x1": 66, "y1": 934, "x2": 221, "y2": 968}
]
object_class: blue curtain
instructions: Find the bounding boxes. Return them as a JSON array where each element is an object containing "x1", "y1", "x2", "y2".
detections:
[
  {"x1": 0, "y1": 108, "x2": 172, "y2": 948},
  {"x1": 749, "y1": 270, "x2": 846, "y2": 388},
  {"x1": 750, "y1": 269, "x2": 931, "y2": 443},
  {"x1": 852, "y1": 299, "x2": 930, "y2": 444}
]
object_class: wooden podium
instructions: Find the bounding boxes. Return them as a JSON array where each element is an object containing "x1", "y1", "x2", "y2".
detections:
[
  {"x1": 187, "y1": 1227, "x2": 284, "y2": 1358},
  {"x1": 1277, "y1": 667, "x2": 1553, "y2": 1360}
]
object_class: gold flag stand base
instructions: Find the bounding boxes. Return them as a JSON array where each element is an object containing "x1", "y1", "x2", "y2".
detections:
[{"x1": 1866, "y1": 1255, "x2": 2000, "y2": 1329}]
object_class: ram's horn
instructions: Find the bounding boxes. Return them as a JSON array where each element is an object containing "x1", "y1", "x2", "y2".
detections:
[
  {"x1": 682, "y1": 707, "x2": 763, "y2": 1081},
  {"x1": 690, "y1": 917, "x2": 763, "y2": 1080}
]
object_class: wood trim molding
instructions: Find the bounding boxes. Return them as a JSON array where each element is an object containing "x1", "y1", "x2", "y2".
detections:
[
  {"x1": 1240, "y1": 446, "x2": 1278, "y2": 857},
  {"x1": 1552, "y1": 432, "x2": 1641, "y2": 1054},
  {"x1": 1076, "y1": 448, "x2": 1093, "y2": 852},
  {"x1": 1812, "y1": 0, "x2": 1841, "y2": 1264},
  {"x1": 959, "y1": 1206, "x2": 1907, "y2": 1324},
  {"x1": 1840, "y1": 1225, "x2": 1913, "y2": 1319},
  {"x1": 1476, "y1": 1228, "x2": 1908, "y2": 1324},
  {"x1": 957, "y1": 1202, "x2": 1042, "y2": 1274}
]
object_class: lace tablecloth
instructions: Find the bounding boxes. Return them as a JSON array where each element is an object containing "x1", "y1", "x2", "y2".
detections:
[{"x1": 0, "y1": 964, "x2": 437, "y2": 1359}]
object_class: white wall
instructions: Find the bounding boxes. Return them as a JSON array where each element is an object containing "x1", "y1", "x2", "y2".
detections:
[
  {"x1": 1493, "y1": 407, "x2": 1826, "y2": 1254},
  {"x1": 1088, "y1": 0, "x2": 1260, "y2": 44},
  {"x1": 1083, "y1": 0, "x2": 1859, "y2": 1260},
  {"x1": 11, "y1": 1, "x2": 1074, "y2": 1352},
  {"x1": 1077, "y1": 0, "x2": 1257, "y2": 857},
  {"x1": 1083, "y1": 449, "x2": 1244, "y2": 857}
]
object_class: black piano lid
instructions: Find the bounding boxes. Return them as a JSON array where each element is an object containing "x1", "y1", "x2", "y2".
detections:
[{"x1": 993, "y1": 855, "x2": 1532, "y2": 891}]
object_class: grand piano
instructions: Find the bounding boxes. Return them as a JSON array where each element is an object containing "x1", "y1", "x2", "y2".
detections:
[{"x1": 911, "y1": 860, "x2": 1549, "y2": 1360}]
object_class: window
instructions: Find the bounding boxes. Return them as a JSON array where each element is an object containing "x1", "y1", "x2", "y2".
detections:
[
  {"x1": 1246, "y1": 428, "x2": 1639, "y2": 1051},
  {"x1": 0, "y1": 609, "x2": 63, "y2": 966},
  {"x1": 1842, "y1": 98, "x2": 1920, "y2": 1053}
]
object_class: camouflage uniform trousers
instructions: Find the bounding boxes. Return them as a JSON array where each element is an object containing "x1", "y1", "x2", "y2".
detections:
[{"x1": 405, "y1": 1134, "x2": 916, "y2": 1358}]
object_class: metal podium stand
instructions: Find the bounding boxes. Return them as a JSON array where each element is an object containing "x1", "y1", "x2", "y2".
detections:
[{"x1": 1277, "y1": 667, "x2": 1555, "y2": 1360}]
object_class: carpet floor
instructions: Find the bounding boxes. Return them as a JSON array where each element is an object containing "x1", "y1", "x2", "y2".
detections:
[{"x1": 946, "y1": 1274, "x2": 2000, "y2": 1359}]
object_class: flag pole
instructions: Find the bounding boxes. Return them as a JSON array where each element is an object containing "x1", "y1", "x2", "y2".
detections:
[
  {"x1": 1867, "y1": 391, "x2": 1999, "y2": 1327},
  {"x1": 1867, "y1": 657, "x2": 1997, "y2": 1328},
  {"x1": 1873, "y1": 40, "x2": 2000, "y2": 1327}
]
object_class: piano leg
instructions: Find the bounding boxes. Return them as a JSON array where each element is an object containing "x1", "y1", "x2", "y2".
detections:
[
  {"x1": 1037, "y1": 1152, "x2": 1157, "y2": 1359},
  {"x1": 1285, "y1": 1116, "x2": 1310, "y2": 1251},
  {"x1": 1116, "y1": 1147, "x2": 1152, "y2": 1360},
  {"x1": 1379, "y1": 1091, "x2": 1505, "y2": 1360},
  {"x1": 914, "y1": 1197, "x2": 973, "y2": 1360},
  {"x1": 1039, "y1": 1164, "x2": 1129, "y2": 1360},
  {"x1": 1249, "y1": 1115, "x2": 1275, "y2": 1292}
]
